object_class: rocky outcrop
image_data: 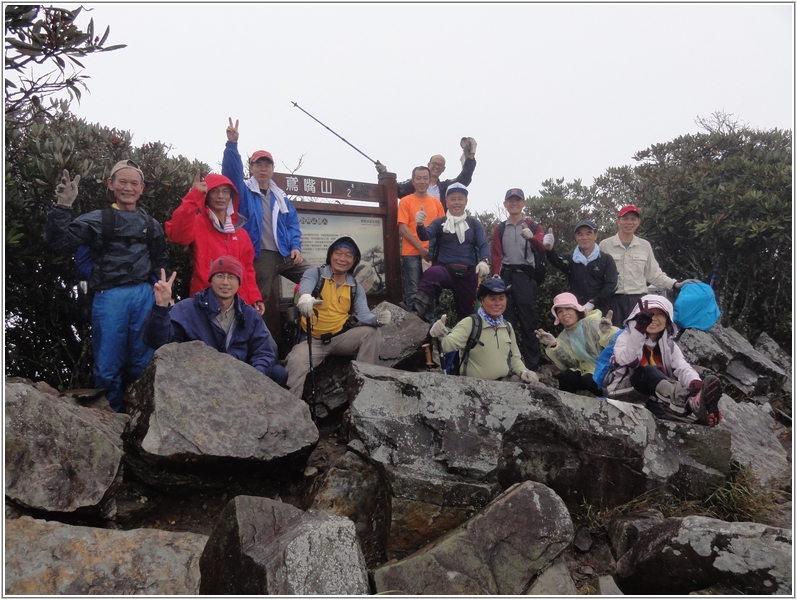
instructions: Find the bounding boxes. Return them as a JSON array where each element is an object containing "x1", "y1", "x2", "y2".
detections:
[
  {"x1": 199, "y1": 495, "x2": 369, "y2": 595},
  {"x1": 5, "y1": 381, "x2": 127, "y2": 516},
  {"x1": 4, "y1": 516, "x2": 206, "y2": 595},
  {"x1": 525, "y1": 554, "x2": 578, "y2": 595},
  {"x1": 124, "y1": 341, "x2": 318, "y2": 487},
  {"x1": 616, "y1": 516, "x2": 792, "y2": 595},
  {"x1": 370, "y1": 480, "x2": 574, "y2": 595},
  {"x1": 605, "y1": 510, "x2": 666, "y2": 560}
]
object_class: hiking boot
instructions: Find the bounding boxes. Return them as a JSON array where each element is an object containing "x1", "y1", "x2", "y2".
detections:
[
  {"x1": 691, "y1": 374, "x2": 722, "y2": 427},
  {"x1": 411, "y1": 291, "x2": 433, "y2": 321}
]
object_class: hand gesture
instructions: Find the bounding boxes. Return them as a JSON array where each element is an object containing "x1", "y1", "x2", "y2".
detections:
[
  {"x1": 192, "y1": 168, "x2": 207, "y2": 194},
  {"x1": 154, "y1": 269, "x2": 177, "y2": 307},
  {"x1": 632, "y1": 299, "x2": 654, "y2": 333},
  {"x1": 415, "y1": 206, "x2": 427, "y2": 225},
  {"x1": 429, "y1": 315, "x2": 449, "y2": 338},
  {"x1": 376, "y1": 303, "x2": 392, "y2": 326},
  {"x1": 543, "y1": 228, "x2": 555, "y2": 250},
  {"x1": 226, "y1": 117, "x2": 239, "y2": 143},
  {"x1": 55, "y1": 169, "x2": 81, "y2": 207},
  {"x1": 599, "y1": 310, "x2": 614, "y2": 333},
  {"x1": 375, "y1": 160, "x2": 388, "y2": 174},
  {"x1": 535, "y1": 329, "x2": 556, "y2": 347},
  {"x1": 520, "y1": 226, "x2": 535, "y2": 241}
]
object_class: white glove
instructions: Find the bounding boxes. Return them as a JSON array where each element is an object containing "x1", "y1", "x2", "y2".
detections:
[
  {"x1": 535, "y1": 329, "x2": 556, "y2": 347},
  {"x1": 599, "y1": 310, "x2": 614, "y2": 334},
  {"x1": 520, "y1": 370, "x2": 539, "y2": 385},
  {"x1": 374, "y1": 161, "x2": 388, "y2": 174},
  {"x1": 543, "y1": 228, "x2": 555, "y2": 251},
  {"x1": 296, "y1": 293, "x2": 322, "y2": 318},
  {"x1": 429, "y1": 315, "x2": 449, "y2": 338},
  {"x1": 459, "y1": 137, "x2": 477, "y2": 165},
  {"x1": 583, "y1": 302, "x2": 594, "y2": 312},
  {"x1": 520, "y1": 227, "x2": 535, "y2": 241},
  {"x1": 376, "y1": 305, "x2": 392, "y2": 326},
  {"x1": 476, "y1": 260, "x2": 490, "y2": 278},
  {"x1": 55, "y1": 170, "x2": 81, "y2": 207},
  {"x1": 415, "y1": 206, "x2": 427, "y2": 225}
]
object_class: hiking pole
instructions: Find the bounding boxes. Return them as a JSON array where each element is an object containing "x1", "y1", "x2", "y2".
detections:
[
  {"x1": 306, "y1": 314, "x2": 317, "y2": 423},
  {"x1": 291, "y1": 101, "x2": 379, "y2": 165},
  {"x1": 435, "y1": 338, "x2": 448, "y2": 375}
]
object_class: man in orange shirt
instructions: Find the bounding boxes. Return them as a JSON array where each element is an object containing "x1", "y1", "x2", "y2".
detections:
[{"x1": 397, "y1": 166, "x2": 445, "y2": 321}]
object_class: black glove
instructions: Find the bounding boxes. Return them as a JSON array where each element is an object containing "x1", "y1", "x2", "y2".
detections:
[{"x1": 632, "y1": 299, "x2": 654, "y2": 334}]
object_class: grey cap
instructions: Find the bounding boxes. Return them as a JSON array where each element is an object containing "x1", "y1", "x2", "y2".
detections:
[{"x1": 574, "y1": 219, "x2": 597, "y2": 233}]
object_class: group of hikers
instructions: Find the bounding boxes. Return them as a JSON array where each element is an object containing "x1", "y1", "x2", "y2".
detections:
[{"x1": 44, "y1": 123, "x2": 721, "y2": 428}]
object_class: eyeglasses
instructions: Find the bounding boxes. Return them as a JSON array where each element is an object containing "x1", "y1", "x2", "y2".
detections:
[
  {"x1": 209, "y1": 188, "x2": 232, "y2": 197},
  {"x1": 430, "y1": 161, "x2": 445, "y2": 169},
  {"x1": 211, "y1": 273, "x2": 239, "y2": 281}
]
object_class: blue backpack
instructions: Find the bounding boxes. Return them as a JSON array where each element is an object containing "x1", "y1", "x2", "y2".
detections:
[
  {"x1": 673, "y1": 282, "x2": 720, "y2": 331},
  {"x1": 593, "y1": 330, "x2": 623, "y2": 390}
]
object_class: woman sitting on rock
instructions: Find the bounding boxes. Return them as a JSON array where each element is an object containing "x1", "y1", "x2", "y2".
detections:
[
  {"x1": 535, "y1": 292, "x2": 618, "y2": 395},
  {"x1": 604, "y1": 294, "x2": 722, "y2": 427}
]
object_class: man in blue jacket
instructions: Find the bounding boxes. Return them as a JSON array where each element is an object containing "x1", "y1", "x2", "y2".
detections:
[
  {"x1": 143, "y1": 256, "x2": 288, "y2": 388},
  {"x1": 222, "y1": 118, "x2": 308, "y2": 303}
]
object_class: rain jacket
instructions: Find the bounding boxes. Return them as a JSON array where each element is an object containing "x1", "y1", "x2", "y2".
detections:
[
  {"x1": 143, "y1": 287, "x2": 278, "y2": 378},
  {"x1": 605, "y1": 295, "x2": 699, "y2": 394},
  {"x1": 222, "y1": 141, "x2": 302, "y2": 259},
  {"x1": 439, "y1": 315, "x2": 525, "y2": 381},
  {"x1": 165, "y1": 174, "x2": 261, "y2": 305},
  {"x1": 545, "y1": 309, "x2": 619, "y2": 375}
]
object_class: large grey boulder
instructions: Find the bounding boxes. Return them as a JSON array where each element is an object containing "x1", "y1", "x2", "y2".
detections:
[
  {"x1": 124, "y1": 341, "x2": 318, "y2": 487},
  {"x1": 348, "y1": 363, "x2": 730, "y2": 513},
  {"x1": 605, "y1": 510, "x2": 666, "y2": 560},
  {"x1": 199, "y1": 495, "x2": 369, "y2": 595},
  {"x1": 4, "y1": 516, "x2": 207, "y2": 595},
  {"x1": 525, "y1": 554, "x2": 578, "y2": 595},
  {"x1": 755, "y1": 332, "x2": 792, "y2": 395},
  {"x1": 616, "y1": 516, "x2": 792, "y2": 595},
  {"x1": 370, "y1": 480, "x2": 574, "y2": 595},
  {"x1": 715, "y1": 396, "x2": 789, "y2": 489},
  {"x1": 5, "y1": 381, "x2": 127, "y2": 516}
]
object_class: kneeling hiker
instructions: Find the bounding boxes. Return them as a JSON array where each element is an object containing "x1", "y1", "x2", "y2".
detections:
[
  {"x1": 285, "y1": 236, "x2": 391, "y2": 398},
  {"x1": 605, "y1": 295, "x2": 722, "y2": 427},
  {"x1": 144, "y1": 256, "x2": 288, "y2": 387},
  {"x1": 535, "y1": 293, "x2": 619, "y2": 395},
  {"x1": 428, "y1": 276, "x2": 538, "y2": 383}
]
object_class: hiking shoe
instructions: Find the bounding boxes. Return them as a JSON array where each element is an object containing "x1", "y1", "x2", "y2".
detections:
[{"x1": 694, "y1": 374, "x2": 722, "y2": 427}]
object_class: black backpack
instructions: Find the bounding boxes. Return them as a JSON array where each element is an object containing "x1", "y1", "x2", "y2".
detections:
[
  {"x1": 448, "y1": 314, "x2": 514, "y2": 376},
  {"x1": 497, "y1": 219, "x2": 547, "y2": 283},
  {"x1": 287, "y1": 267, "x2": 359, "y2": 346}
]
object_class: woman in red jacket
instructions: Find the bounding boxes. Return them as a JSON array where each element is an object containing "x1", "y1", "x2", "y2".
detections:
[{"x1": 166, "y1": 170, "x2": 264, "y2": 314}]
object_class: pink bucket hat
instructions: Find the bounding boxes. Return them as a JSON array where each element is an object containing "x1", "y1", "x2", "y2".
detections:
[{"x1": 551, "y1": 292, "x2": 585, "y2": 325}]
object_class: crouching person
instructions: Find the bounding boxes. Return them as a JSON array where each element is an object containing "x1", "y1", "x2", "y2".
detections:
[
  {"x1": 535, "y1": 293, "x2": 619, "y2": 395},
  {"x1": 143, "y1": 256, "x2": 288, "y2": 387},
  {"x1": 429, "y1": 276, "x2": 538, "y2": 384},
  {"x1": 605, "y1": 294, "x2": 722, "y2": 427},
  {"x1": 285, "y1": 236, "x2": 391, "y2": 398}
]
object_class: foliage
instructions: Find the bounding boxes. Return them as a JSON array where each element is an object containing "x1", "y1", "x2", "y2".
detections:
[
  {"x1": 5, "y1": 5, "x2": 125, "y2": 120},
  {"x1": 632, "y1": 119, "x2": 791, "y2": 347},
  {"x1": 5, "y1": 110, "x2": 208, "y2": 389}
]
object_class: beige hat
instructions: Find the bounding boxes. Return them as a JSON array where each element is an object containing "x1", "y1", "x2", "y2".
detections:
[{"x1": 109, "y1": 159, "x2": 144, "y2": 180}]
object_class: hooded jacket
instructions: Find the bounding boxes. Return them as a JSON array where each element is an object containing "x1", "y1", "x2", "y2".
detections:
[
  {"x1": 606, "y1": 294, "x2": 698, "y2": 393},
  {"x1": 222, "y1": 141, "x2": 302, "y2": 259},
  {"x1": 545, "y1": 309, "x2": 619, "y2": 375},
  {"x1": 143, "y1": 287, "x2": 277, "y2": 378},
  {"x1": 165, "y1": 174, "x2": 261, "y2": 305}
]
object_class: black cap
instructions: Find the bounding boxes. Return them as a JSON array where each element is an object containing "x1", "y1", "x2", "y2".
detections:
[{"x1": 573, "y1": 219, "x2": 597, "y2": 233}]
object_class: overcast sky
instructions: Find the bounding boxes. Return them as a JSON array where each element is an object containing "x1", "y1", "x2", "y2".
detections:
[{"x1": 58, "y1": 2, "x2": 794, "y2": 214}]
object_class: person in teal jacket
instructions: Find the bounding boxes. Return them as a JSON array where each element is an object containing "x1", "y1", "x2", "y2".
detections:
[{"x1": 222, "y1": 118, "x2": 308, "y2": 303}]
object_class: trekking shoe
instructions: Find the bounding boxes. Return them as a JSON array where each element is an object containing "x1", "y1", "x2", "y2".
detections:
[{"x1": 692, "y1": 374, "x2": 722, "y2": 427}]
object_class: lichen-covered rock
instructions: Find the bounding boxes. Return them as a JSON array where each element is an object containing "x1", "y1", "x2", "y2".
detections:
[
  {"x1": 124, "y1": 341, "x2": 318, "y2": 486},
  {"x1": 199, "y1": 495, "x2": 369, "y2": 595},
  {"x1": 605, "y1": 510, "x2": 666, "y2": 560},
  {"x1": 525, "y1": 554, "x2": 577, "y2": 595},
  {"x1": 4, "y1": 516, "x2": 207, "y2": 595},
  {"x1": 5, "y1": 381, "x2": 127, "y2": 516},
  {"x1": 616, "y1": 516, "x2": 792, "y2": 595},
  {"x1": 371, "y1": 481, "x2": 574, "y2": 595}
]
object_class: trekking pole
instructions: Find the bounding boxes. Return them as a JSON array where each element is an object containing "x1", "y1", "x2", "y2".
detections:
[
  {"x1": 291, "y1": 101, "x2": 379, "y2": 165},
  {"x1": 306, "y1": 314, "x2": 317, "y2": 423},
  {"x1": 435, "y1": 338, "x2": 448, "y2": 375}
]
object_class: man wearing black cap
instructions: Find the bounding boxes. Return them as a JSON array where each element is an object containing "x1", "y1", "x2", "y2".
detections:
[
  {"x1": 489, "y1": 188, "x2": 546, "y2": 370},
  {"x1": 428, "y1": 276, "x2": 538, "y2": 383},
  {"x1": 45, "y1": 160, "x2": 170, "y2": 412},
  {"x1": 223, "y1": 118, "x2": 308, "y2": 303},
  {"x1": 285, "y1": 236, "x2": 392, "y2": 398},
  {"x1": 143, "y1": 256, "x2": 288, "y2": 388},
  {"x1": 545, "y1": 219, "x2": 618, "y2": 318}
]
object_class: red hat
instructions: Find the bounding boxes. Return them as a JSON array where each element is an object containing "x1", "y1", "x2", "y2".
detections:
[
  {"x1": 208, "y1": 255, "x2": 243, "y2": 283},
  {"x1": 618, "y1": 205, "x2": 640, "y2": 218},
  {"x1": 249, "y1": 150, "x2": 274, "y2": 165}
]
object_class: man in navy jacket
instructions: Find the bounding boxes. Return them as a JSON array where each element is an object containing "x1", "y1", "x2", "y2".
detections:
[{"x1": 144, "y1": 256, "x2": 288, "y2": 387}]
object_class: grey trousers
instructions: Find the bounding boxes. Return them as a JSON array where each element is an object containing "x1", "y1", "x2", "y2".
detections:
[{"x1": 254, "y1": 250, "x2": 311, "y2": 302}]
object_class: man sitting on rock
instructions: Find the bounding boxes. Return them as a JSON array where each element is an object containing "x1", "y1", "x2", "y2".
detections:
[
  {"x1": 285, "y1": 236, "x2": 392, "y2": 398},
  {"x1": 428, "y1": 276, "x2": 539, "y2": 384},
  {"x1": 143, "y1": 256, "x2": 288, "y2": 387}
]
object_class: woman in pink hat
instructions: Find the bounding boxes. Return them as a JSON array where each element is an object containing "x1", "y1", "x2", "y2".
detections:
[{"x1": 535, "y1": 293, "x2": 618, "y2": 394}]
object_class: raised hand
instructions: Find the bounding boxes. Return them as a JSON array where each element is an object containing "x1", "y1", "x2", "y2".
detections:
[
  {"x1": 599, "y1": 310, "x2": 614, "y2": 333},
  {"x1": 543, "y1": 227, "x2": 555, "y2": 250},
  {"x1": 429, "y1": 315, "x2": 449, "y2": 338},
  {"x1": 632, "y1": 299, "x2": 654, "y2": 333},
  {"x1": 535, "y1": 329, "x2": 556, "y2": 347},
  {"x1": 192, "y1": 168, "x2": 207, "y2": 194},
  {"x1": 55, "y1": 169, "x2": 81, "y2": 207},
  {"x1": 154, "y1": 268, "x2": 177, "y2": 307},
  {"x1": 226, "y1": 117, "x2": 239, "y2": 143},
  {"x1": 415, "y1": 206, "x2": 427, "y2": 225}
]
